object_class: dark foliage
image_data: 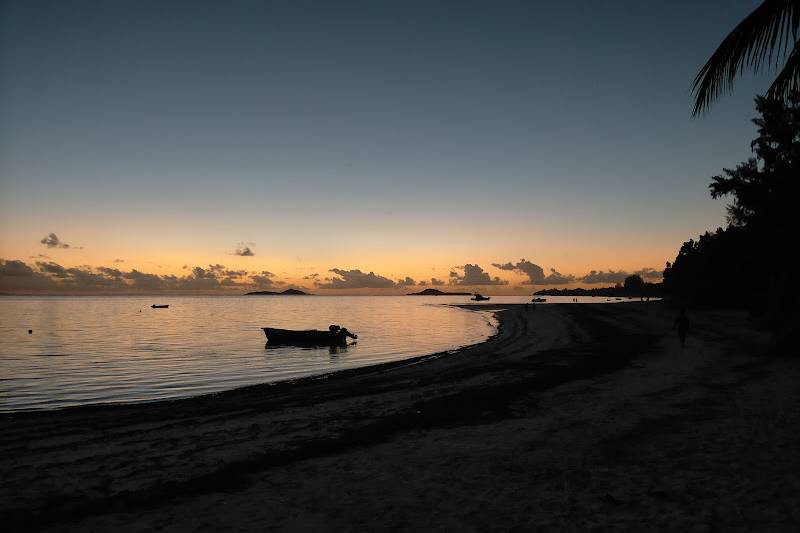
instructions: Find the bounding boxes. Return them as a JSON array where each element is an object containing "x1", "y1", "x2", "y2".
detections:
[
  {"x1": 692, "y1": 0, "x2": 800, "y2": 115},
  {"x1": 709, "y1": 94, "x2": 800, "y2": 230},
  {"x1": 534, "y1": 283, "x2": 663, "y2": 298},
  {"x1": 662, "y1": 227, "x2": 756, "y2": 307},
  {"x1": 664, "y1": 94, "x2": 799, "y2": 314},
  {"x1": 623, "y1": 274, "x2": 645, "y2": 292}
]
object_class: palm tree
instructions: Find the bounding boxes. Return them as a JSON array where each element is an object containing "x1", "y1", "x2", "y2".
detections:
[{"x1": 692, "y1": 0, "x2": 800, "y2": 115}]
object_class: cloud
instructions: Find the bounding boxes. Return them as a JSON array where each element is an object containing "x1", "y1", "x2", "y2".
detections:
[
  {"x1": 492, "y1": 259, "x2": 545, "y2": 284},
  {"x1": 9, "y1": 258, "x2": 653, "y2": 294},
  {"x1": 97, "y1": 267, "x2": 124, "y2": 279},
  {"x1": 578, "y1": 269, "x2": 628, "y2": 284},
  {"x1": 0, "y1": 259, "x2": 297, "y2": 293},
  {"x1": 176, "y1": 266, "x2": 223, "y2": 290},
  {"x1": 449, "y1": 264, "x2": 508, "y2": 286},
  {"x1": 1, "y1": 259, "x2": 37, "y2": 278},
  {"x1": 540, "y1": 268, "x2": 575, "y2": 285},
  {"x1": 64, "y1": 267, "x2": 127, "y2": 289},
  {"x1": 234, "y1": 246, "x2": 254, "y2": 257},
  {"x1": 123, "y1": 269, "x2": 169, "y2": 290},
  {"x1": 315, "y1": 268, "x2": 397, "y2": 289},
  {"x1": 633, "y1": 267, "x2": 663, "y2": 280},
  {"x1": 113, "y1": 258, "x2": 125, "y2": 263},
  {"x1": 40, "y1": 233, "x2": 79, "y2": 249},
  {"x1": 492, "y1": 259, "x2": 575, "y2": 285},
  {"x1": 1, "y1": 260, "x2": 127, "y2": 291},
  {"x1": 250, "y1": 270, "x2": 278, "y2": 288},
  {"x1": 578, "y1": 268, "x2": 661, "y2": 284},
  {"x1": 0, "y1": 259, "x2": 58, "y2": 291},
  {"x1": 36, "y1": 261, "x2": 68, "y2": 278}
]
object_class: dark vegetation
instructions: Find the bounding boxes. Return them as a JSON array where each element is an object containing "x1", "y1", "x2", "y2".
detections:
[
  {"x1": 534, "y1": 275, "x2": 663, "y2": 298},
  {"x1": 663, "y1": 94, "x2": 798, "y2": 320},
  {"x1": 691, "y1": 1, "x2": 799, "y2": 115}
]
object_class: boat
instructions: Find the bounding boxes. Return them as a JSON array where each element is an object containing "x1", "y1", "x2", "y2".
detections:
[
  {"x1": 151, "y1": 304, "x2": 169, "y2": 309},
  {"x1": 471, "y1": 293, "x2": 490, "y2": 301},
  {"x1": 531, "y1": 297, "x2": 547, "y2": 303},
  {"x1": 262, "y1": 326, "x2": 357, "y2": 346}
]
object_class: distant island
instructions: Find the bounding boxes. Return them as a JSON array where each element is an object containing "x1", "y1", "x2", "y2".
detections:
[
  {"x1": 407, "y1": 288, "x2": 473, "y2": 296},
  {"x1": 245, "y1": 288, "x2": 309, "y2": 296}
]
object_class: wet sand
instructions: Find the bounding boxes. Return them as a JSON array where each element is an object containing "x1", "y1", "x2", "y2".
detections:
[{"x1": 2, "y1": 303, "x2": 798, "y2": 531}]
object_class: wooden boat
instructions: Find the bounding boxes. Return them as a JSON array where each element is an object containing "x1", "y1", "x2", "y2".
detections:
[
  {"x1": 471, "y1": 294, "x2": 490, "y2": 301},
  {"x1": 262, "y1": 327, "x2": 357, "y2": 346},
  {"x1": 531, "y1": 297, "x2": 547, "y2": 303},
  {"x1": 151, "y1": 304, "x2": 169, "y2": 309}
]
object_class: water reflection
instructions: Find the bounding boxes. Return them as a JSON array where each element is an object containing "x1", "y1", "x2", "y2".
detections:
[{"x1": 0, "y1": 295, "x2": 496, "y2": 411}]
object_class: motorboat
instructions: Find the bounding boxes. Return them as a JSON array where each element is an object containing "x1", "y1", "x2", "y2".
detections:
[{"x1": 262, "y1": 326, "x2": 357, "y2": 346}]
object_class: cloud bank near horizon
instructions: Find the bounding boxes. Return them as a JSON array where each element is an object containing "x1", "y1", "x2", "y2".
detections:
[
  {"x1": 314, "y1": 268, "x2": 408, "y2": 289},
  {"x1": 578, "y1": 268, "x2": 663, "y2": 284},
  {"x1": 493, "y1": 259, "x2": 663, "y2": 285},
  {"x1": 1, "y1": 258, "x2": 662, "y2": 293},
  {"x1": 491, "y1": 259, "x2": 577, "y2": 285},
  {"x1": 449, "y1": 264, "x2": 508, "y2": 286},
  {"x1": 0, "y1": 259, "x2": 295, "y2": 293}
]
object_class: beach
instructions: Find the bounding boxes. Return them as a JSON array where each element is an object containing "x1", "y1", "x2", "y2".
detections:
[{"x1": 2, "y1": 302, "x2": 798, "y2": 531}]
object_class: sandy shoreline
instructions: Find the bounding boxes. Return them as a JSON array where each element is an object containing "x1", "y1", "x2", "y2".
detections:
[{"x1": 2, "y1": 302, "x2": 798, "y2": 531}]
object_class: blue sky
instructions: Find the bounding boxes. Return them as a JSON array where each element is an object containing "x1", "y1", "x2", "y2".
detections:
[{"x1": 0, "y1": 0, "x2": 778, "y2": 291}]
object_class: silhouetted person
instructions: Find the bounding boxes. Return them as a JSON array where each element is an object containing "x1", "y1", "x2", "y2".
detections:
[{"x1": 674, "y1": 308, "x2": 689, "y2": 348}]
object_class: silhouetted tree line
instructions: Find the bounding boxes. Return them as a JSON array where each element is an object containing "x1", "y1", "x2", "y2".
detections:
[
  {"x1": 535, "y1": 275, "x2": 663, "y2": 298},
  {"x1": 663, "y1": 93, "x2": 799, "y2": 318}
]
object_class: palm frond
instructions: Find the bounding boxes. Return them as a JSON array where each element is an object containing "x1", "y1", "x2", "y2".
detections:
[
  {"x1": 768, "y1": 41, "x2": 800, "y2": 99},
  {"x1": 692, "y1": 0, "x2": 800, "y2": 115}
]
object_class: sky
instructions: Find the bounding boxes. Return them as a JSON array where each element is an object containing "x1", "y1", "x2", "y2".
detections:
[{"x1": 0, "y1": 0, "x2": 778, "y2": 294}]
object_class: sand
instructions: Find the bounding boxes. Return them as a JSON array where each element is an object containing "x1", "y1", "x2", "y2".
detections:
[{"x1": 1, "y1": 302, "x2": 798, "y2": 531}]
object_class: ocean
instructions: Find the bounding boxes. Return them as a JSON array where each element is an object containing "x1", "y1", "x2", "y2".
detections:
[
  {"x1": 0, "y1": 295, "x2": 501, "y2": 411},
  {"x1": 0, "y1": 294, "x2": 632, "y2": 412}
]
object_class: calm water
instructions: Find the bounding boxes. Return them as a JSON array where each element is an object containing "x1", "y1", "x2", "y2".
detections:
[
  {"x1": 0, "y1": 295, "x2": 503, "y2": 412},
  {"x1": 0, "y1": 294, "x2": 635, "y2": 412}
]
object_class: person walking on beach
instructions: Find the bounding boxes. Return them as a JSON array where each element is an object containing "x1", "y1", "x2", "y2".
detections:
[{"x1": 674, "y1": 308, "x2": 689, "y2": 348}]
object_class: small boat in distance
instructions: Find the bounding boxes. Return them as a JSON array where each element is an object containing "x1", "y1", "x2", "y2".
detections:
[
  {"x1": 471, "y1": 293, "x2": 490, "y2": 301},
  {"x1": 531, "y1": 297, "x2": 547, "y2": 303},
  {"x1": 151, "y1": 304, "x2": 169, "y2": 309},
  {"x1": 262, "y1": 325, "x2": 357, "y2": 347}
]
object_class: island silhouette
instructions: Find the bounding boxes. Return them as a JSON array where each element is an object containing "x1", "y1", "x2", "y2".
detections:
[
  {"x1": 245, "y1": 288, "x2": 309, "y2": 296},
  {"x1": 407, "y1": 288, "x2": 473, "y2": 296}
]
